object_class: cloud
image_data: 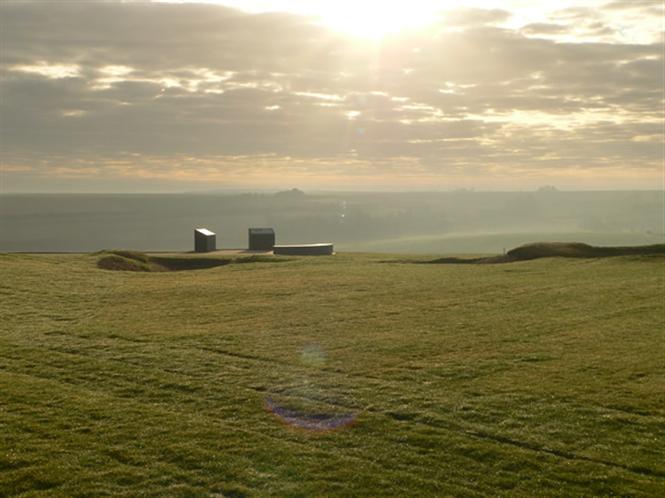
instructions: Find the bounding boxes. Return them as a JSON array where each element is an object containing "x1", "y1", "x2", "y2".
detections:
[
  {"x1": 603, "y1": 0, "x2": 664, "y2": 9},
  {"x1": 1, "y1": 2, "x2": 663, "y2": 189},
  {"x1": 441, "y1": 8, "x2": 512, "y2": 27},
  {"x1": 520, "y1": 23, "x2": 570, "y2": 35}
]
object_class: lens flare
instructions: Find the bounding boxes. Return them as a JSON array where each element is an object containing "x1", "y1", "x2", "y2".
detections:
[
  {"x1": 265, "y1": 343, "x2": 358, "y2": 432},
  {"x1": 300, "y1": 343, "x2": 327, "y2": 367},
  {"x1": 265, "y1": 397, "x2": 357, "y2": 432}
]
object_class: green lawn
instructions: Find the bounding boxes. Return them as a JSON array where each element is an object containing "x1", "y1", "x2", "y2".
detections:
[{"x1": 1, "y1": 252, "x2": 664, "y2": 496}]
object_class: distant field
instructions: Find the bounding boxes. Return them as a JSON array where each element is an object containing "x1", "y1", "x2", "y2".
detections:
[
  {"x1": 2, "y1": 191, "x2": 663, "y2": 253},
  {"x1": 337, "y1": 231, "x2": 665, "y2": 254},
  {"x1": 1, "y1": 251, "x2": 664, "y2": 496}
]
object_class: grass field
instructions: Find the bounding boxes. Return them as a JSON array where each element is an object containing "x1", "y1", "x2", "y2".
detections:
[
  {"x1": 337, "y1": 231, "x2": 664, "y2": 254},
  {"x1": 1, "y1": 250, "x2": 664, "y2": 496}
]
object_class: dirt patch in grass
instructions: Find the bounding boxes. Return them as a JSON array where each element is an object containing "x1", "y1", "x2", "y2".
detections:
[{"x1": 423, "y1": 242, "x2": 665, "y2": 265}]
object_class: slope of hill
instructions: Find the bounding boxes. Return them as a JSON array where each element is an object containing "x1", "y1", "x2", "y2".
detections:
[{"x1": 1, "y1": 252, "x2": 663, "y2": 496}]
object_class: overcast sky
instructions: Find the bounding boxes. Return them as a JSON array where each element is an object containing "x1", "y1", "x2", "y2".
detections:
[{"x1": 1, "y1": 0, "x2": 663, "y2": 192}]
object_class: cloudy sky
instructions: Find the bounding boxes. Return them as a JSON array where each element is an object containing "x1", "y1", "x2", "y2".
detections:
[{"x1": 1, "y1": 0, "x2": 663, "y2": 192}]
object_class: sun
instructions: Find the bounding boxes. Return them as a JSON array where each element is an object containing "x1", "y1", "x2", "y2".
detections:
[{"x1": 315, "y1": 1, "x2": 437, "y2": 39}]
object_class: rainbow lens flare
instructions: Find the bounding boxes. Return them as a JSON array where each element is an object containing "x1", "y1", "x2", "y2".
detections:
[{"x1": 265, "y1": 397, "x2": 357, "y2": 432}]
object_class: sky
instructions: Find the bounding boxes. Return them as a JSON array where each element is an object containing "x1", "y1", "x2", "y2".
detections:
[{"x1": 1, "y1": 0, "x2": 663, "y2": 192}]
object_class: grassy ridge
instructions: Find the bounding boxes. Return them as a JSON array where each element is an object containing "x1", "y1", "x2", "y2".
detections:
[
  {"x1": 425, "y1": 242, "x2": 665, "y2": 264},
  {"x1": 97, "y1": 250, "x2": 285, "y2": 272},
  {"x1": 1, "y1": 252, "x2": 664, "y2": 496},
  {"x1": 506, "y1": 242, "x2": 665, "y2": 260}
]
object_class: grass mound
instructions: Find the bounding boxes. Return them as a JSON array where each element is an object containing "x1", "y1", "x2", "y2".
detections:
[
  {"x1": 505, "y1": 242, "x2": 664, "y2": 260},
  {"x1": 97, "y1": 251, "x2": 287, "y2": 272},
  {"x1": 505, "y1": 242, "x2": 597, "y2": 260},
  {"x1": 97, "y1": 254, "x2": 153, "y2": 272},
  {"x1": 106, "y1": 249, "x2": 150, "y2": 263},
  {"x1": 425, "y1": 242, "x2": 665, "y2": 264},
  {"x1": 507, "y1": 242, "x2": 665, "y2": 260},
  {"x1": 97, "y1": 250, "x2": 168, "y2": 272}
]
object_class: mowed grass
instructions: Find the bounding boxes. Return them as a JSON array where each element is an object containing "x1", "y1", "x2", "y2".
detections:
[{"x1": 1, "y1": 252, "x2": 664, "y2": 496}]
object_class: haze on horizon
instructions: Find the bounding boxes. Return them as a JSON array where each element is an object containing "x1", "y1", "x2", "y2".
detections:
[{"x1": 1, "y1": 0, "x2": 663, "y2": 193}]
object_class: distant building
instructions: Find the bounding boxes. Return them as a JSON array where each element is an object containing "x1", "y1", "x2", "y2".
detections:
[
  {"x1": 249, "y1": 228, "x2": 275, "y2": 250},
  {"x1": 194, "y1": 228, "x2": 216, "y2": 252}
]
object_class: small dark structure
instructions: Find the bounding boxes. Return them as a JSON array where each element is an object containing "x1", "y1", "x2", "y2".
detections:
[
  {"x1": 194, "y1": 228, "x2": 216, "y2": 253},
  {"x1": 248, "y1": 228, "x2": 275, "y2": 251},
  {"x1": 273, "y1": 243, "x2": 333, "y2": 256}
]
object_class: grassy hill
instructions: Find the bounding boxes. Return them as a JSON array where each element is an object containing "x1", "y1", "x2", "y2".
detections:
[{"x1": 1, "y1": 250, "x2": 664, "y2": 496}]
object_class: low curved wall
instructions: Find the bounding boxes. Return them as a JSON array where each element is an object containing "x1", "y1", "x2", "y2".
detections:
[{"x1": 273, "y1": 243, "x2": 334, "y2": 256}]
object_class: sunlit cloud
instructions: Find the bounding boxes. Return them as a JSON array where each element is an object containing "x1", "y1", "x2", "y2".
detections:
[
  {"x1": 61, "y1": 110, "x2": 87, "y2": 118},
  {"x1": 10, "y1": 61, "x2": 80, "y2": 79},
  {"x1": 99, "y1": 65, "x2": 134, "y2": 77}
]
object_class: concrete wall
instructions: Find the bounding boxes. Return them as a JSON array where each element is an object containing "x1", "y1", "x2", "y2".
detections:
[{"x1": 273, "y1": 243, "x2": 333, "y2": 256}]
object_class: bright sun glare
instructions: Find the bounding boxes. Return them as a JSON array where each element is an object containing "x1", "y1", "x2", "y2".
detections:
[
  {"x1": 316, "y1": 1, "x2": 437, "y2": 39},
  {"x1": 186, "y1": 0, "x2": 446, "y2": 39},
  {"x1": 173, "y1": 1, "x2": 528, "y2": 39}
]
